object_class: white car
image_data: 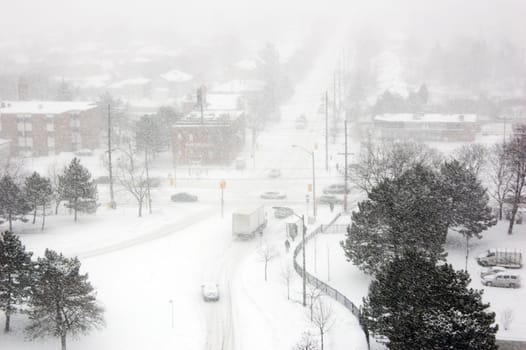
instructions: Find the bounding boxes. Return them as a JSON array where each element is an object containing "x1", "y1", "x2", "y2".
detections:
[
  {"x1": 481, "y1": 272, "x2": 521, "y2": 288},
  {"x1": 480, "y1": 266, "x2": 507, "y2": 278},
  {"x1": 201, "y1": 283, "x2": 220, "y2": 302},
  {"x1": 260, "y1": 191, "x2": 287, "y2": 200},
  {"x1": 268, "y1": 169, "x2": 281, "y2": 178}
]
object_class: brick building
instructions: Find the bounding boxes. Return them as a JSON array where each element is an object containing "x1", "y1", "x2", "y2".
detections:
[
  {"x1": 171, "y1": 110, "x2": 245, "y2": 165},
  {"x1": 0, "y1": 101, "x2": 100, "y2": 157}
]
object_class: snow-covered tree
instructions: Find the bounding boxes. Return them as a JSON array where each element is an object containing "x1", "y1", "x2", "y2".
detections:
[
  {"x1": 362, "y1": 251, "x2": 498, "y2": 350},
  {"x1": 342, "y1": 165, "x2": 448, "y2": 274},
  {"x1": 505, "y1": 124, "x2": 526, "y2": 234},
  {"x1": 311, "y1": 299, "x2": 334, "y2": 350},
  {"x1": 258, "y1": 242, "x2": 277, "y2": 281},
  {"x1": 25, "y1": 172, "x2": 53, "y2": 230},
  {"x1": 486, "y1": 143, "x2": 514, "y2": 220},
  {"x1": 0, "y1": 231, "x2": 33, "y2": 332},
  {"x1": 58, "y1": 158, "x2": 97, "y2": 222},
  {"x1": 294, "y1": 331, "x2": 320, "y2": 350},
  {"x1": 0, "y1": 175, "x2": 31, "y2": 231},
  {"x1": 115, "y1": 141, "x2": 149, "y2": 217},
  {"x1": 453, "y1": 143, "x2": 487, "y2": 178},
  {"x1": 26, "y1": 249, "x2": 104, "y2": 350},
  {"x1": 441, "y1": 160, "x2": 496, "y2": 270}
]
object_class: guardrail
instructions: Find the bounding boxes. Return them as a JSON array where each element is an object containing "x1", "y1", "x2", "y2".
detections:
[{"x1": 292, "y1": 213, "x2": 370, "y2": 348}]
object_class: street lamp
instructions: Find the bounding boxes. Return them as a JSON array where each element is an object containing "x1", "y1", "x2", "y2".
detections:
[
  {"x1": 292, "y1": 145, "x2": 317, "y2": 218},
  {"x1": 273, "y1": 206, "x2": 307, "y2": 307}
]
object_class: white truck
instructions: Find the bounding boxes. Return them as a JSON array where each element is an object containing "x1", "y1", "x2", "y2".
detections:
[
  {"x1": 232, "y1": 206, "x2": 267, "y2": 239},
  {"x1": 476, "y1": 249, "x2": 522, "y2": 268}
]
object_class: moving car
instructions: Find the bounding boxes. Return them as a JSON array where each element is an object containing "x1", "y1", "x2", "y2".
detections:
[
  {"x1": 274, "y1": 207, "x2": 294, "y2": 219},
  {"x1": 260, "y1": 191, "x2": 287, "y2": 200},
  {"x1": 480, "y1": 266, "x2": 508, "y2": 278},
  {"x1": 323, "y1": 184, "x2": 350, "y2": 195},
  {"x1": 481, "y1": 272, "x2": 521, "y2": 288},
  {"x1": 268, "y1": 169, "x2": 282, "y2": 178},
  {"x1": 171, "y1": 192, "x2": 198, "y2": 202},
  {"x1": 318, "y1": 195, "x2": 343, "y2": 205},
  {"x1": 201, "y1": 283, "x2": 220, "y2": 301}
]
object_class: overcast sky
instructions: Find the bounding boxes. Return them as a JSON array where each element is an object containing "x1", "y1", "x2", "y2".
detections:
[{"x1": 2, "y1": 0, "x2": 525, "y2": 47}]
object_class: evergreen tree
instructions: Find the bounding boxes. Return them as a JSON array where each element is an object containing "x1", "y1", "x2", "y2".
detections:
[
  {"x1": 441, "y1": 160, "x2": 496, "y2": 269},
  {"x1": 26, "y1": 249, "x2": 104, "y2": 350},
  {"x1": 0, "y1": 175, "x2": 31, "y2": 231},
  {"x1": 0, "y1": 231, "x2": 33, "y2": 332},
  {"x1": 25, "y1": 172, "x2": 54, "y2": 229},
  {"x1": 362, "y1": 251, "x2": 498, "y2": 350},
  {"x1": 58, "y1": 158, "x2": 97, "y2": 222},
  {"x1": 341, "y1": 165, "x2": 448, "y2": 274}
]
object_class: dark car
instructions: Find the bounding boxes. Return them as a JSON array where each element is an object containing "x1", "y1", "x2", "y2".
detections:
[
  {"x1": 323, "y1": 184, "x2": 350, "y2": 195},
  {"x1": 274, "y1": 207, "x2": 294, "y2": 219},
  {"x1": 318, "y1": 195, "x2": 343, "y2": 205},
  {"x1": 171, "y1": 193, "x2": 198, "y2": 202}
]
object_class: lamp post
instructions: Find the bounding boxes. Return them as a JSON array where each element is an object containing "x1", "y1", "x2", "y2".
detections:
[
  {"x1": 292, "y1": 145, "x2": 317, "y2": 218},
  {"x1": 272, "y1": 207, "x2": 307, "y2": 307}
]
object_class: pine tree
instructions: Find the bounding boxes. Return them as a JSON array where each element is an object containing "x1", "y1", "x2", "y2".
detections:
[
  {"x1": 0, "y1": 231, "x2": 33, "y2": 332},
  {"x1": 58, "y1": 158, "x2": 97, "y2": 222},
  {"x1": 441, "y1": 160, "x2": 496, "y2": 269},
  {"x1": 0, "y1": 175, "x2": 31, "y2": 231},
  {"x1": 25, "y1": 172, "x2": 53, "y2": 229},
  {"x1": 362, "y1": 251, "x2": 498, "y2": 350},
  {"x1": 26, "y1": 249, "x2": 104, "y2": 350},
  {"x1": 341, "y1": 165, "x2": 448, "y2": 274}
]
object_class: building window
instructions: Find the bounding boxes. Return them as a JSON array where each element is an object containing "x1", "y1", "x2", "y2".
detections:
[
  {"x1": 188, "y1": 133, "x2": 193, "y2": 142},
  {"x1": 48, "y1": 137, "x2": 55, "y2": 148},
  {"x1": 17, "y1": 137, "x2": 25, "y2": 146},
  {"x1": 46, "y1": 121, "x2": 54, "y2": 131}
]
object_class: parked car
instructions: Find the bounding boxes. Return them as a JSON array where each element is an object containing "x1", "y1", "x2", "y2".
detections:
[
  {"x1": 295, "y1": 115, "x2": 307, "y2": 129},
  {"x1": 74, "y1": 148, "x2": 94, "y2": 156},
  {"x1": 268, "y1": 169, "x2": 282, "y2": 178},
  {"x1": 148, "y1": 177, "x2": 161, "y2": 187},
  {"x1": 480, "y1": 266, "x2": 508, "y2": 278},
  {"x1": 481, "y1": 272, "x2": 521, "y2": 288},
  {"x1": 94, "y1": 176, "x2": 111, "y2": 184},
  {"x1": 260, "y1": 191, "x2": 287, "y2": 200},
  {"x1": 318, "y1": 195, "x2": 343, "y2": 205},
  {"x1": 171, "y1": 193, "x2": 198, "y2": 202},
  {"x1": 274, "y1": 207, "x2": 294, "y2": 219},
  {"x1": 323, "y1": 184, "x2": 350, "y2": 194},
  {"x1": 201, "y1": 283, "x2": 220, "y2": 301},
  {"x1": 235, "y1": 157, "x2": 246, "y2": 170}
]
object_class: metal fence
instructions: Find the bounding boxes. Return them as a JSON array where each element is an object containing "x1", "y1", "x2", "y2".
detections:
[{"x1": 293, "y1": 213, "x2": 370, "y2": 347}]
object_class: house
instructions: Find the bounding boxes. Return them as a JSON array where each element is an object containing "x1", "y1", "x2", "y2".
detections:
[
  {"x1": 171, "y1": 109, "x2": 245, "y2": 165},
  {"x1": 372, "y1": 113, "x2": 479, "y2": 142},
  {"x1": 0, "y1": 101, "x2": 100, "y2": 157}
]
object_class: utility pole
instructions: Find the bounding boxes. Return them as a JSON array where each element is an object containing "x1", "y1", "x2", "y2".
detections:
[
  {"x1": 301, "y1": 214, "x2": 306, "y2": 307},
  {"x1": 107, "y1": 104, "x2": 115, "y2": 209},
  {"x1": 145, "y1": 150, "x2": 152, "y2": 214},
  {"x1": 325, "y1": 91, "x2": 329, "y2": 171},
  {"x1": 312, "y1": 151, "x2": 317, "y2": 218},
  {"x1": 198, "y1": 86, "x2": 205, "y2": 124},
  {"x1": 344, "y1": 120, "x2": 348, "y2": 212},
  {"x1": 333, "y1": 70, "x2": 337, "y2": 117}
]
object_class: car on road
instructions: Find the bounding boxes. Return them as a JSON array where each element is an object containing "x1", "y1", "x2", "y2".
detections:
[
  {"x1": 323, "y1": 184, "x2": 350, "y2": 194},
  {"x1": 260, "y1": 191, "x2": 287, "y2": 200},
  {"x1": 201, "y1": 283, "x2": 220, "y2": 301},
  {"x1": 171, "y1": 192, "x2": 198, "y2": 202},
  {"x1": 268, "y1": 169, "x2": 282, "y2": 178},
  {"x1": 274, "y1": 207, "x2": 294, "y2": 219},
  {"x1": 318, "y1": 195, "x2": 343, "y2": 205},
  {"x1": 480, "y1": 266, "x2": 508, "y2": 278},
  {"x1": 295, "y1": 115, "x2": 307, "y2": 129},
  {"x1": 481, "y1": 272, "x2": 521, "y2": 288}
]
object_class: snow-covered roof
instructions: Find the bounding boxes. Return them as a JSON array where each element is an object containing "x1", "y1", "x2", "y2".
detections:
[
  {"x1": 211, "y1": 80, "x2": 265, "y2": 94},
  {"x1": 174, "y1": 110, "x2": 243, "y2": 127},
  {"x1": 160, "y1": 69, "x2": 193, "y2": 83},
  {"x1": 374, "y1": 113, "x2": 477, "y2": 123},
  {"x1": 109, "y1": 78, "x2": 151, "y2": 89},
  {"x1": 0, "y1": 101, "x2": 97, "y2": 115},
  {"x1": 235, "y1": 59, "x2": 258, "y2": 71}
]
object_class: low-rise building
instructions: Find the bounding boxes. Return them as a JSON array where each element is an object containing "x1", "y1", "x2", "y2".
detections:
[
  {"x1": 0, "y1": 101, "x2": 100, "y2": 157},
  {"x1": 372, "y1": 113, "x2": 479, "y2": 141}
]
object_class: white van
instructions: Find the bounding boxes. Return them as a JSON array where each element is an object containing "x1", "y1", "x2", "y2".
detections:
[{"x1": 481, "y1": 272, "x2": 521, "y2": 288}]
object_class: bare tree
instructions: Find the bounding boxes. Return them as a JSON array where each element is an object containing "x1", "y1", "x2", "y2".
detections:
[
  {"x1": 505, "y1": 124, "x2": 526, "y2": 234},
  {"x1": 115, "y1": 141, "x2": 149, "y2": 217},
  {"x1": 280, "y1": 261, "x2": 294, "y2": 300},
  {"x1": 294, "y1": 331, "x2": 320, "y2": 350},
  {"x1": 351, "y1": 139, "x2": 443, "y2": 194},
  {"x1": 501, "y1": 308, "x2": 514, "y2": 331},
  {"x1": 487, "y1": 143, "x2": 514, "y2": 220},
  {"x1": 47, "y1": 162, "x2": 62, "y2": 215},
  {"x1": 454, "y1": 144, "x2": 487, "y2": 178},
  {"x1": 306, "y1": 283, "x2": 323, "y2": 321},
  {"x1": 258, "y1": 242, "x2": 278, "y2": 281},
  {"x1": 312, "y1": 299, "x2": 335, "y2": 350}
]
